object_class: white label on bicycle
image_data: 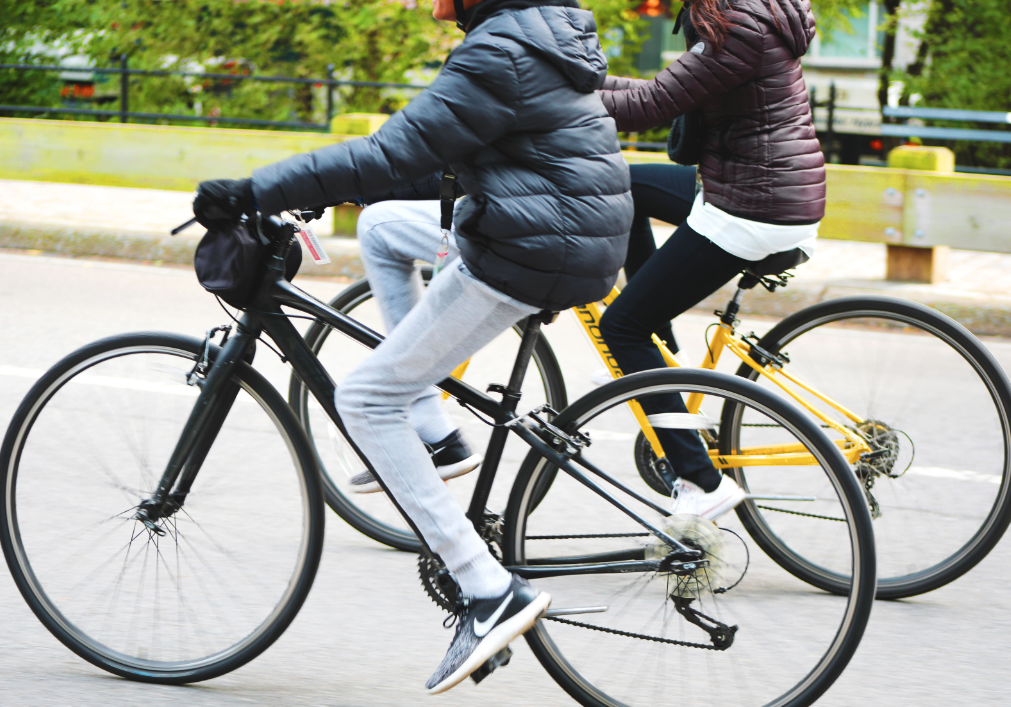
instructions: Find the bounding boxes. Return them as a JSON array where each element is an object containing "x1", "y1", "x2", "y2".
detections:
[
  {"x1": 296, "y1": 223, "x2": 330, "y2": 265},
  {"x1": 647, "y1": 413, "x2": 719, "y2": 430}
]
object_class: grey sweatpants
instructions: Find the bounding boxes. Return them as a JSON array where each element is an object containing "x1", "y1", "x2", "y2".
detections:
[{"x1": 336, "y1": 200, "x2": 537, "y2": 582}]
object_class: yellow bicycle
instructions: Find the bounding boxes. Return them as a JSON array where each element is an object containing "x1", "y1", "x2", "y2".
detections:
[{"x1": 292, "y1": 251, "x2": 1011, "y2": 599}]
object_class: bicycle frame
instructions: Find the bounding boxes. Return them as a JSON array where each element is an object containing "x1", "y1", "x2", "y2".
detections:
[
  {"x1": 573, "y1": 288, "x2": 873, "y2": 468},
  {"x1": 141, "y1": 260, "x2": 704, "y2": 578}
]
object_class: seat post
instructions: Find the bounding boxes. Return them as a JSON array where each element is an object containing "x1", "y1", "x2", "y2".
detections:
[
  {"x1": 501, "y1": 311, "x2": 555, "y2": 413},
  {"x1": 720, "y1": 273, "x2": 759, "y2": 326},
  {"x1": 466, "y1": 310, "x2": 556, "y2": 528}
]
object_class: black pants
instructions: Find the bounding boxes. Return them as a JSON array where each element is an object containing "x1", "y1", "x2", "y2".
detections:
[{"x1": 600, "y1": 163, "x2": 748, "y2": 490}]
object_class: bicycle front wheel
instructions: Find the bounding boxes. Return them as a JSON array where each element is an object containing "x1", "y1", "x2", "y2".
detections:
[
  {"x1": 722, "y1": 296, "x2": 1011, "y2": 598},
  {"x1": 0, "y1": 333, "x2": 325, "y2": 683},
  {"x1": 505, "y1": 369, "x2": 875, "y2": 707},
  {"x1": 288, "y1": 269, "x2": 567, "y2": 552}
]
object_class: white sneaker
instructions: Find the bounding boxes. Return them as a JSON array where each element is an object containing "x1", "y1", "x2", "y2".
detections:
[
  {"x1": 671, "y1": 475, "x2": 745, "y2": 521},
  {"x1": 590, "y1": 368, "x2": 614, "y2": 387}
]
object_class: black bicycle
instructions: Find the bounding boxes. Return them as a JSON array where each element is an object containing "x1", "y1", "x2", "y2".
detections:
[{"x1": 1, "y1": 216, "x2": 875, "y2": 706}]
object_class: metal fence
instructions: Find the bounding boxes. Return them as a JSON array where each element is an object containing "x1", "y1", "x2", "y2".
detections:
[
  {"x1": 883, "y1": 106, "x2": 1011, "y2": 145},
  {"x1": 0, "y1": 57, "x2": 430, "y2": 131}
]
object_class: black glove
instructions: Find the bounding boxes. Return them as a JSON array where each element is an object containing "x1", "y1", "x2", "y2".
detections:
[{"x1": 192, "y1": 178, "x2": 255, "y2": 229}]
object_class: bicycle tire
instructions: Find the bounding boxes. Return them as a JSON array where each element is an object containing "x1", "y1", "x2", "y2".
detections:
[
  {"x1": 504, "y1": 368, "x2": 876, "y2": 707},
  {"x1": 1, "y1": 332, "x2": 325, "y2": 684},
  {"x1": 288, "y1": 269, "x2": 567, "y2": 552},
  {"x1": 721, "y1": 295, "x2": 1011, "y2": 599}
]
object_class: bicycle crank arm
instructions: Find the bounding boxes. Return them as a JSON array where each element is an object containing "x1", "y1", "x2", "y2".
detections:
[
  {"x1": 744, "y1": 494, "x2": 817, "y2": 501},
  {"x1": 545, "y1": 606, "x2": 609, "y2": 617}
]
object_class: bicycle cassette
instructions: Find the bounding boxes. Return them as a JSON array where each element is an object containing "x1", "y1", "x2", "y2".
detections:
[{"x1": 646, "y1": 515, "x2": 747, "y2": 599}]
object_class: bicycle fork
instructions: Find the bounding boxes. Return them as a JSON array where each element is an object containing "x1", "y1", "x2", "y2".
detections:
[{"x1": 135, "y1": 321, "x2": 259, "y2": 532}]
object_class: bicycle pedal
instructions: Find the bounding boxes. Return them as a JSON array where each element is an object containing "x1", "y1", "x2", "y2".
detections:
[{"x1": 470, "y1": 645, "x2": 513, "y2": 684}]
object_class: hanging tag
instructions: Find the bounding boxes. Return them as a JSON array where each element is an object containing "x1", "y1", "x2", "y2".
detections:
[
  {"x1": 432, "y1": 232, "x2": 450, "y2": 276},
  {"x1": 295, "y1": 221, "x2": 330, "y2": 265}
]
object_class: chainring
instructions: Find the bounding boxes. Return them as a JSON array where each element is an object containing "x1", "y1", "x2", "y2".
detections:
[
  {"x1": 634, "y1": 429, "x2": 720, "y2": 497},
  {"x1": 418, "y1": 514, "x2": 503, "y2": 613},
  {"x1": 418, "y1": 553, "x2": 460, "y2": 613},
  {"x1": 634, "y1": 430, "x2": 674, "y2": 495}
]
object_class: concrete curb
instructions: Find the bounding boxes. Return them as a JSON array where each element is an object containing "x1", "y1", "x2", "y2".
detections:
[{"x1": 4, "y1": 221, "x2": 1010, "y2": 338}]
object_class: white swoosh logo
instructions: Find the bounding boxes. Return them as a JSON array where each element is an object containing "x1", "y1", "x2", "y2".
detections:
[{"x1": 474, "y1": 591, "x2": 513, "y2": 637}]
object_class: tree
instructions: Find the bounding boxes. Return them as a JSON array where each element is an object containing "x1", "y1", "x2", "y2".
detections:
[
  {"x1": 0, "y1": 0, "x2": 90, "y2": 116},
  {"x1": 1, "y1": 0, "x2": 873, "y2": 130},
  {"x1": 73, "y1": 1, "x2": 459, "y2": 121},
  {"x1": 881, "y1": 0, "x2": 1011, "y2": 169}
]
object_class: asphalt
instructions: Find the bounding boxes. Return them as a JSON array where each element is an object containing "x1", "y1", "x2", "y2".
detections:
[
  {"x1": 3, "y1": 252, "x2": 1011, "y2": 706},
  {"x1": 3, "y1": 178, "x2": 1010, "y2": 336}
]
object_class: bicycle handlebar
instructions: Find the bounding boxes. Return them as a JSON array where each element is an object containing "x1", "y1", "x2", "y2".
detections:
[{"x1": 170, "y1": 213, "x2": 302, "y2": 241}]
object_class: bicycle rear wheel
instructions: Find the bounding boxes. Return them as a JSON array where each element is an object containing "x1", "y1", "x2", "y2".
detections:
[
  {"x1": 504, "y1": 369, "x2": 875, "y2": 707},
  {"x1": 722, "y1": 296, "x2": 1011, "y2": 598},
  {"x1": 288, "y1": 269, "x2": 567, "y2": 552},
  {"x1": 0, "y1": 333, "x2": 325, "y2": 683}
]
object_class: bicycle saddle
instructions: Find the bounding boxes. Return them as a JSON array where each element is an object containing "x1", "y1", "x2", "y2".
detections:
[{"x1": 744, "y1": 248, "x2": 809, "y2": 278}]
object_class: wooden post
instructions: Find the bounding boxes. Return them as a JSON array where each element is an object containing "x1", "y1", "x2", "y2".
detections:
[
  {"x1": 886, "y1": 244, "x2": 950, "y2": 284},
  {"x1": 885, "y1": 145, "x2": 955, "y2": 283}
]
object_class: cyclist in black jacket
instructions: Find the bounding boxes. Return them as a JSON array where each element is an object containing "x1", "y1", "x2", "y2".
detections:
[{"x1": 192, "y1": 0, "x2": 632, "y2": 692}]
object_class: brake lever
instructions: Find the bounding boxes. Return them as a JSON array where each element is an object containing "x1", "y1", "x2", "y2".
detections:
[{"x1": 171, "y1": 217, "x2": 199, "y2": 235}]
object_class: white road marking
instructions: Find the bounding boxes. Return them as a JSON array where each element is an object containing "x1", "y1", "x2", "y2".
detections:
[
  {"x1": 0, "y1": 364, "x2": 199, "y2": 398},
  {"x1": 906, "y1": 466, "x2": 1002, "y2": 485}
]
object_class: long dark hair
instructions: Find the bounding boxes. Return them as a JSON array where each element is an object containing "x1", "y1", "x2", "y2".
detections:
[
  {"x1": 688, "y1": 0, "x2": 781, "y2": 51},
  {"x1": 688, "y1": 0, "x2": 733, "y2": 49}
]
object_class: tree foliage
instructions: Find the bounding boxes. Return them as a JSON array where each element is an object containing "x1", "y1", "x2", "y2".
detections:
[
  {"x1": 0, "y1": 0, "x2": 88, "y2": 115},
  {"x1": 884, "y1": 0, "x2": 1011, "y2": 169},
  {"x1": 0, "y1": 0, "x2": 654, "y2": 125}
]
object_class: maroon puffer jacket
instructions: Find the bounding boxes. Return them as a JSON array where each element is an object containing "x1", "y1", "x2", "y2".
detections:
[{"x1": 599, "y1": 0, "x2": 825, "y2": 223}]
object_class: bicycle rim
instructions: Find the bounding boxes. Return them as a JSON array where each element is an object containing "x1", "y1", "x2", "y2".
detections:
[
  {"x1": 724, "y1": 297, "x2": 1011, "y2": 598},
  {"x1": 290, "y1": 272, "x2": 567, "y2": 551},
  {"x1": 505, "y1": 369, "x2": 875, "y2": 707},
  {"x1": 1, "y1": 334, "x2": 323, "y2": 683}
]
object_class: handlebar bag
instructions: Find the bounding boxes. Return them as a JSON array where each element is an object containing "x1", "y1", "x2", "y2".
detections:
[{"x1": 194, "y1": 220, "x2": 301, "y2": 308}]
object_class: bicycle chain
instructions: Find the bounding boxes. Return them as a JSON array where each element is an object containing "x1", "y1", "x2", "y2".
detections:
[
  {"x1": 756, "y1": 504, "x2": 845, "y2": 522},
  {"x1": 545, "y1": 615, "x2": 723, "y2": 651},
  {"x1": 743, "y1": 423, "x2": 832, "y2": 429}
]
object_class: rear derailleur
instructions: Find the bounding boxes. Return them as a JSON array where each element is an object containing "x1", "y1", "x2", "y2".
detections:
[
  {"x1": 671, "y1": 596, "x2": 737, "y2": 650},
  {"x1": 852, "y1": 419, "x2": 906, "y2": 520}
]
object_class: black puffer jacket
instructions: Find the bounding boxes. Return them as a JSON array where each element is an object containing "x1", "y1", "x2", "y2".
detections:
[
  {"x1": 599, "y1": 0, "x2": 825, "y2": 224},
  {"x1": 252, "y1": 0, "x2": 632, "y2": 311}
]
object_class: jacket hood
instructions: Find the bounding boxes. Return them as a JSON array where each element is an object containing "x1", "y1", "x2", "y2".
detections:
[
  {"x1": 465, "y1": 1, "x2": 608, "y2": 93},
  {"x1": 755, "y1": 0, "x2": 817, "y2": 57}
]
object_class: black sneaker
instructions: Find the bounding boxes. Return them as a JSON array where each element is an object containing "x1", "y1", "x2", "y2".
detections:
[
  {"x1": 350, "y1": 430, "x2": 482, "y2": 494},
  {"x1": 426, "y1": 574, "x2": 551, "y2": 694}
]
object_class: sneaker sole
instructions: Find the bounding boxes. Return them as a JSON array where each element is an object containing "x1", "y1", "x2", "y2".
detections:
[
  {"x1": 351, "y1": 454, "x2": 483, "y2": 495},
  {"x1": 426, "y1": 591, "x2": 552, "y2": 695}
]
